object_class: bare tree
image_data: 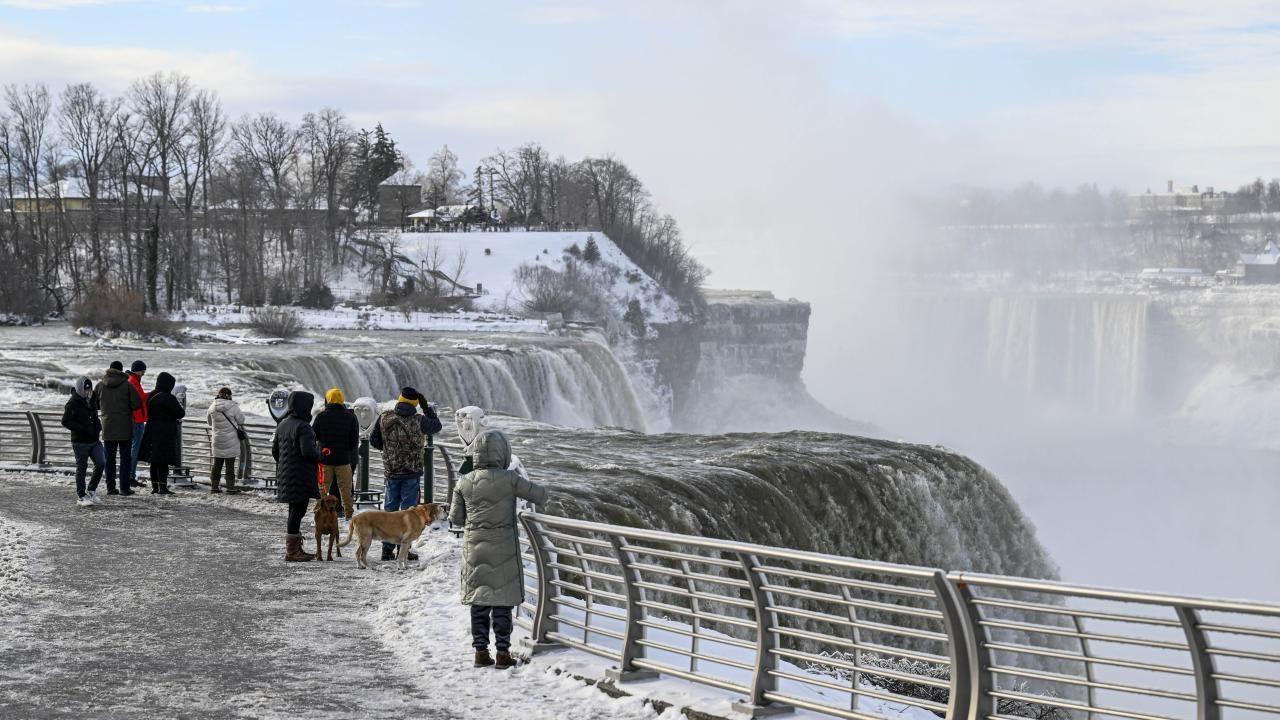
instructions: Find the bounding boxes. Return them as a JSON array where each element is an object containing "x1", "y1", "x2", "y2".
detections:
[
  {"x1": 423, "y1": 144, "x2": 462, "y2": 209},
  {"x1": 129, "y1": 72, "x2": 192, "y2": 311},
  {"x1": 232, "y1": 112, "x2": 299, "y2": 287},
  {"x1": 300, "y1": 107, "x2": 352, "y2": 255},
  {"x1": 59, "y1": 82, "x2": 120, "y2": 279}
]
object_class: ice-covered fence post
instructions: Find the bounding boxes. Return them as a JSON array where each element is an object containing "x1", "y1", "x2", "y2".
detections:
[
  {"x1": 1177, "y1": 605, "x2": 1221, "y2": 720},
  {"x1": 423, "y1": 433, "x2": 434, "y2": 504},
  {"x1": 732, "y1": 552, "x2": 793, "y2": 718},
  {"x1": 950, "y1": 578, "x2": 996, "y2": 720},
  {"x1": 931, "y1": 571, "x2": 975, "y2": 720},
  {"x1": 25, "y1": 411, "x2": 45, "y2": 465},
  {"x1": 605, "y1": 536, "x2": 656, "y2": 682},
  {"x1": 518, "y1": 513, "x2": 562, "y2": 654}
]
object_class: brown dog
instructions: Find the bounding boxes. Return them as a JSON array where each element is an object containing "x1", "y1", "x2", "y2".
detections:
[
  {"x1": 314, "y1": 495, "x2": 343, "y2": 561},
  {"x1": 339, "y1": 503, "x2": 445, "y2": 569}
]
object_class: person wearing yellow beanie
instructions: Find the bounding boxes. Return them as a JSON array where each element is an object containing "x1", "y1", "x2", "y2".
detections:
[{"x1": 312, "y1": 387, "x2": 358, "y2": 519}]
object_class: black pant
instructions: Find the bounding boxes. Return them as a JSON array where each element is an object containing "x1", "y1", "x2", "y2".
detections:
[
  {"x1": 73, "y1": 442, "x2": 106, "y2": 497},
  {"x1": 211, "y1": 457, "x2": 235, "y2": 488},
  {"x1": 286, "y1": 499, "x2": 309, "y2": 535},
  {"x1": 152, "y1": 463, "x2": 170, "y2": 487},
  {"x1": 470, "y1": 605, "x2": 513, "y2": 651},
  {"x1": 103, "y1": 441, "x2": 130, "y2": 492}
]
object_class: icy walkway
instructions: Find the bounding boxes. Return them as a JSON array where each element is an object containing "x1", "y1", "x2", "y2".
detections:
[{"x1": 0, "y1": 472, "x2": 668, "y2": 720}]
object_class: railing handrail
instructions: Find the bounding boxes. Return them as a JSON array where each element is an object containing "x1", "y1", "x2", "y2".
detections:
[
  {"x1": 528, "y1": 511, "x2": 941, "y2": 579},
  {"x1": 948, "y1": 571, "x2": 1280, "y2": 616}
]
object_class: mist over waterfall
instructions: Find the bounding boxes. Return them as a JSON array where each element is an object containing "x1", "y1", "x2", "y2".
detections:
[{"x1": 238, "y1": 341, "x2": 648, "y2": 431}]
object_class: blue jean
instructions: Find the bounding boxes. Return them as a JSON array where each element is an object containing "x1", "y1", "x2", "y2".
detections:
[
  {"x1": 128, "y1": 422, "x2": 145, "y2": 483},
  {"x1": 383, "y1": 473, "x2": 421, "y2": 554},
  {"x1": 73, "y1": 442, "x2": 106, "y2": 498}
]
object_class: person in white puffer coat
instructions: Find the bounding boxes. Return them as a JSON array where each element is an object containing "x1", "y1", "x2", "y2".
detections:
[{"x1": 206, "y1": 387, "x2": 247, "y2": 494}]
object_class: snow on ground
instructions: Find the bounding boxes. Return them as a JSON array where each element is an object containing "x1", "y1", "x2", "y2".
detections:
[
  {"x1": 389, "y1": 231, "x2": 683, "y2": 324},
  {"x1": 175, "y1": 305, "x2": 548, "y2": 335}
]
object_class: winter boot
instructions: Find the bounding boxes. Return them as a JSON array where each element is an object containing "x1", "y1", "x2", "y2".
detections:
[
  {"x1": 210, "y1": 478, "x2": 221, "y2": 493},
  {"x1": 495, "y1": 651, "x2": 516, "y2": 669},
  {"x1": 474, "y1": 650, "x2": 495, "y2": 668},
  {"x1": 158, "y1": 483, "x2": 175, "y2": 496},
  {"x1": 151, "y1": 482, "x2": 159, "y2": 494},
  {"x1": 381, "y1": 545, "x2": 395, "y2": 562},
  {"x1": 285, "y1": 534, "x2": 314, "y2": 562},
  {"x1": 120, "y1": 485, "x2": 134, "y2": 496}
]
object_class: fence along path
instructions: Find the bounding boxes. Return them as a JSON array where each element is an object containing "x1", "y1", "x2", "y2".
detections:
[{"x1": 3, "y1": 410, "x2": 1278, "y2": 720}]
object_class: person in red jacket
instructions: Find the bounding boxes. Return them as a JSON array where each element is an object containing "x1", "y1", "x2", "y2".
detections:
[{"x1": 127, "y1": 359, "x2": 148, "y2": 489}]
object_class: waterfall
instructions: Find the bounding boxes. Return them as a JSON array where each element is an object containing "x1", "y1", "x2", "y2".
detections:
[
  {"x1": 237, "y1": 341, "x2": 648, "y2": 431},
  {"x1": 984, "y1": 294, "x2": 1149, "y2": 414}
]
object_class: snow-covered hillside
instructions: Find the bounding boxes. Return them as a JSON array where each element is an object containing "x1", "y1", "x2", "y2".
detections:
[{"x1": 386, "y1": 230, "x2": 684, "y2": 324}]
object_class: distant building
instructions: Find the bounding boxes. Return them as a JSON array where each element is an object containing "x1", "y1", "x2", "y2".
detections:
[
  {"x1": 1137, "y1": 267, "x2": 1206, "y2": 287},
  {"x1": 376, "y1": 179, "x2": 422, "y2": 226},
  {"x1": 1126, "y1": 180, "x2": 1226, "y2": 218},
  {"x1": 1240, "y1": 242, "x2": 1280, "y2": 283},
  {"x1": 10, "y1": 177, "x2": 117, "y2": 212}
]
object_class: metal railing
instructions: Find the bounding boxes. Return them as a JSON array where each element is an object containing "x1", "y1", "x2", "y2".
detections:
[
  {"x1": 516, "y1": 512, "x2": 1280, "y2": 720},
  {"x1": 2, "y1": 409, "x2": 463, "y2": 506}
]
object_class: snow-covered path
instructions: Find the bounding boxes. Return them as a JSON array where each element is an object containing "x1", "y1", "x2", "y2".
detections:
[{"x1": 0, "y1": 473, "x2": 667, "y2": 720}]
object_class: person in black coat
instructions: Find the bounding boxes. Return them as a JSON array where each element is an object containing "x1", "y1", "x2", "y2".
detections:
[
  {"x1": 61, "y1": 376, "x2": 107, "y2": 505},
  {"x1": 312, "y1": 387, "x2": 360, "y2": 520},
  {"x1": 272, "y1": 390, "x2": 322, "y2": 562},
  {"x1": 138, "y1": 371, "x2": 185, "y2": 495}
]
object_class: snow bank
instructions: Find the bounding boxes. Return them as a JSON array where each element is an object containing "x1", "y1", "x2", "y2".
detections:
[
  {"x1": 390, "y1": 231, "x2": 683, "y2": 324},
  {"x1": 175, "y1": 305, "x2": 548, "y2": 335}
]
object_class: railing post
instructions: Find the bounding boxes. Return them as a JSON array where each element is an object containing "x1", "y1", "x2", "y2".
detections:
[
  {"x1": 237, "y1": 436, "x2": 253, "y2": 484},
  {"x1": 605, "y1": 536, "x2": 657, "y2": 683},
  {"x1": 1176, "y1": 605, "x2": 1221, "y2": 720},
  {"x1": 518, "y1": 513, "x2": 562, "y2": 654},
  {"x1": 25, "y1": 411, "x2": 45, "y2": 465},
  {"x1": 732, "y1": 552, "x2": 794, "y2": 718},
  {"x1": 422, "y1": 435, "x2": 434, "y2": 504},
  {"x1": 950, "y1": 578, "x2": 995, "y2": 720},
  {"x1": 932, "y1": 571, "x2": 975, "y2": 720},
  {"x1": 1072, "y1": 614, "x2": 1097, "y2": 719},
  {"x1": 358, "y1": 437, "x2": 370, "y2": 494}
]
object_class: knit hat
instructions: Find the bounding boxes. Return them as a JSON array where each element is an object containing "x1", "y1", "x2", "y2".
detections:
[
  {"x1": 130, "y1": 359, "x2": 146, "y2": 374},
  {"x1": 398, "y1": 386, "x2": 421, "y2": 406},
  {"x1": 217, "y1": 387, "x2": 233, "y2": 400},
  {"x1": 109, "y1": 360, "x2": 124, "y2": 371},
  {"x1": 325, "y1": 387, "x2": 345, "y2": 405}
]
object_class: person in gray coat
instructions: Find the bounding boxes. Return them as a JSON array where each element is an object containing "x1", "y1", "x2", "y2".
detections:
[{"x1": 449, "y1": 429, "x2": 547, "y2": 669}]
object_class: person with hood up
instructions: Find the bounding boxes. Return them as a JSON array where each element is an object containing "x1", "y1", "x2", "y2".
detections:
[
  {"x1": 62, "y1": 376, "x2": 106, "y2": 507},
  {"x1": 127, "y1": 359, "x2": 149, "y2": 490},
  {"x1": 449, "y1": 429, "x2": 547, "y2": 669},
  {"x1": 206, "y1": 387, "x2": 247, "y2": 494},
  {"x1": 312, "y1": 387, "x2": 359, "y2": 519},
  {"x1": 94, "y1": 360, "x2": 142, "y2": 496},
  {"x1": 272, "y1": 390, "x2": 322, "y2": 562},
  {"x1": 138, "y1": 371, "x2": 184, "y2": 495},
  {"x1": 369, "y1": 386, "x2": 442, "y2": 561}
]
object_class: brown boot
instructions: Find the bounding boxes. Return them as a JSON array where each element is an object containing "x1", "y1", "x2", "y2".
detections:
[
  {"x1": 495, "y1": 651, "x2": 516, "y2": 669},
  {"x1": 474, "y1": 649, "x2": 495, "y2": 667},
  {"x1": 285, "y1": 533, "x2": 314, "y2": 562}
]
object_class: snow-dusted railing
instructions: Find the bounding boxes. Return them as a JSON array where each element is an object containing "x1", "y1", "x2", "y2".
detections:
[
  {"x1": 516, "y1": 511, "x2": 1280, "y2": 720},
  {"x1": 11, "y1": 411, "x2": 461, "y2": 504}
]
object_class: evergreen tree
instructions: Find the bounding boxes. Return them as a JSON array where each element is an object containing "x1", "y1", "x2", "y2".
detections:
[{"x1": 583, "y1": 236, "x2": 601, "y2": 263}]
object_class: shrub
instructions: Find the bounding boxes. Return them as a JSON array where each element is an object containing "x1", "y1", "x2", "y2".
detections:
[
  {"x1": 297, "y1": 283, "x2": 336, "y2": 309},
  {"x1": 267, "y1": 277, "x2": 293, "y2": 306},
  {"x1": 583, "y1": 236, "x2": 602, "y2": 263},
  {"x1": 625, "y1": 269, "x2": 643, "y2": 284},
  {"x1": 623, "y1": 299, "x2": 646, "y2": 337},
  {"x1": 484, "y1": 248, "x2": 491, "y2": 256},
  {"x1": 516, "y1": 261, "x2": 586, "y2": 314},
  {"x1": 249, "y1": 306, "x2": 304, "y2": 339},
  {"x1": 565, "y1": 243, "x2": 582, "y2": 258},
  {"x1": 72, "y1": 284, "x2": 174, "y2": 335}
]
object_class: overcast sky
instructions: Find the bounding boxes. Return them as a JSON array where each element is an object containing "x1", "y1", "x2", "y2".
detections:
[{"x1": 3, "y1": 0, "x2": 1279, "y2": 285}]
